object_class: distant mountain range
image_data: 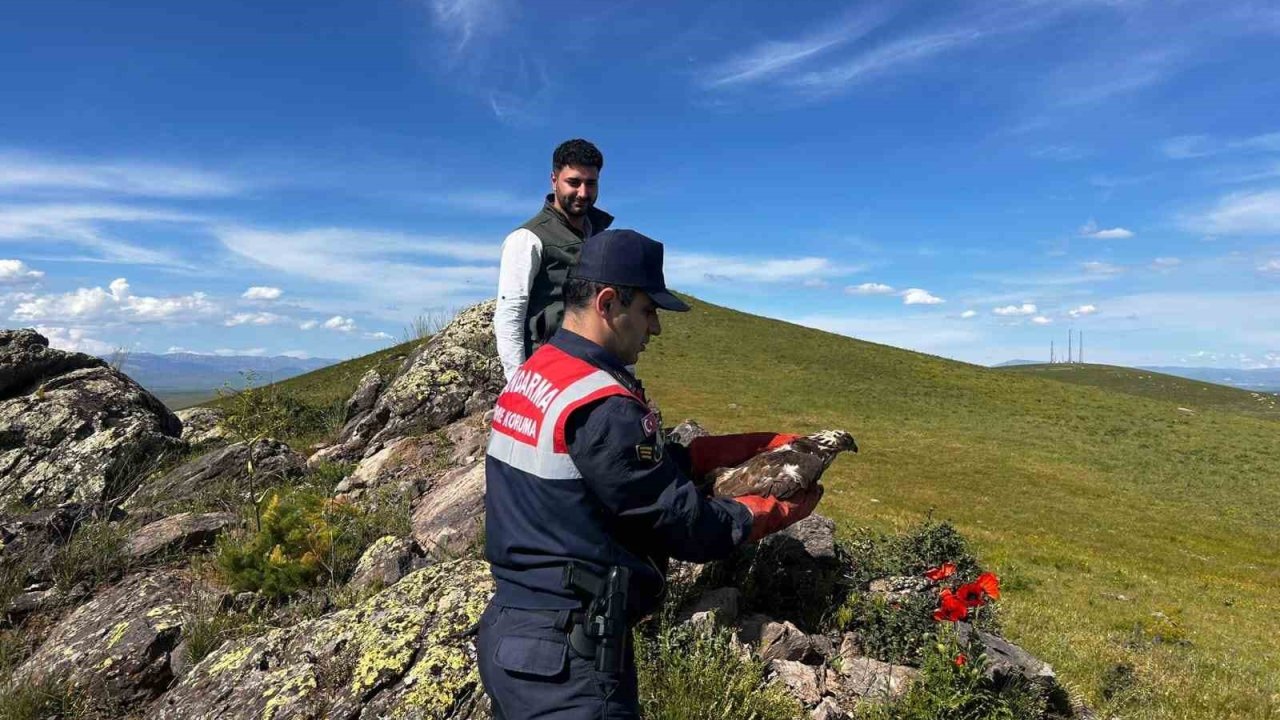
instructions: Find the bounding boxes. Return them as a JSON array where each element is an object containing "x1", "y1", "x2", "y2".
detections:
[
  {"x1": 1138, "y1": 366, "x2": 1280, "y2": 392},
  {"x1": 104, "y1": 352, "x2": 337, "y2": 407}
]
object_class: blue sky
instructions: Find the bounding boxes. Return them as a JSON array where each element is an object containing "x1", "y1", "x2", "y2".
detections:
[{"x1": 2, "y1": 0, "x2": 1279, "y2": 367}]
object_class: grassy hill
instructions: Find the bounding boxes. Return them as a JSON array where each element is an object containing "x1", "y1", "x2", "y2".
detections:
[
  {"x1": 240, "y1": 299, "x2": 1279, "y2": 719},
  {"x1": 999, "y1": 362, "x2": 1280, "y2": 420}
]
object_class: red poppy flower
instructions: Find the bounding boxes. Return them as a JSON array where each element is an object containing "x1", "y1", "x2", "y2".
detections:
[
  {"x1": 933, "y1": 589, "x2": 968, "y2": 622},
  {"x1": 924, "y1": 562, "x2": 957, "y2": 582},
  {"x1": 975, "y1": 572, "x2": 1001, "y2": 601},
  {"x1": 956, "y1": 582, "x2": 987, "y2": 608},
  {"x1": 954, "y1": 653, "x2": 967, "y2": 667}
]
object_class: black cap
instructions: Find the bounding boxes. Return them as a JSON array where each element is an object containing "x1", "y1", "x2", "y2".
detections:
[{"x1": 570, "y1": 229, "x2": 690, "y2": 312}]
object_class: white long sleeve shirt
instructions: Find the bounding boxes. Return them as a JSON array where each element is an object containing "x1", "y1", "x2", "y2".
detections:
[{"x1": 494, "y1": 228, "x2": 543, "y2": 381}]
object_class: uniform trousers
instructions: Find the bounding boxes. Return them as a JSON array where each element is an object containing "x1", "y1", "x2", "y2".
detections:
[{"x1": 477, "y1": 601, "x2": 639, "y2": 719}]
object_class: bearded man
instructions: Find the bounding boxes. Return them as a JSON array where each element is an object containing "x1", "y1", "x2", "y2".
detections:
[{"x1": 494, "y1": 139, "x2": 613, "y2": 382}]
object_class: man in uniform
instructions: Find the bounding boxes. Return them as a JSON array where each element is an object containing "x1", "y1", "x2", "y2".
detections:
[
  {"x1": 494, "y1": 138, "x2": 613, "y2": 382},
  {"x1": 480, "y1": 228, "x2": 823, "y2": 719}
]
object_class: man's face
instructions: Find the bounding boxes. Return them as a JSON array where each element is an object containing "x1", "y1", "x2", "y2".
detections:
[
  {"x1": 551, "y1": 164, "x2": 599, "y2": 218},
  {"x1": 606, "y1": 289, "x2": 661, "y2": 366}
]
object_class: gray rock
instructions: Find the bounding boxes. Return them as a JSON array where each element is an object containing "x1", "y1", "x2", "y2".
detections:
[
  {"x1": 347, "y1": 535, "x2": 428, "y2": 594},
  {"x1": 768, "y1": 659, "x2": 825, "y2": 705},
  {"x1": 677, "y1": 587, "x2": 741, "y2": 628},
  {"x1": 412, "y1": 462, "x2": 485, "y2": 558},
  {"x1": 759, "y1": 620, "x2": 822, "y2": 664},
  {"x1": 830, "y1": 657, "x2": 917, "y2": 700},
  {"x1": 956, "y1": 622, "x2": 1078, "y2": 716},
  {"x1": 12, "y1": 570, "x2": 191, "y2": 707},
  {"x1": 810, "y1": 697, "x2": 851, "y2": 720},
  {"x1": 174, "y1": 407, "x2": 228, "y2": 447},
  {"x1": 0, "y1": 330, "x2": 184, "y2": 507},
  {"x1": 153, "y1": 560, "x2": 494, "y2": 720},
  {"x1": 868, "y1": 575, "x2": 931, "y2": 601},
  {"x1": 125, "y1": 439, "x2": 304, "y2": 512},
  {"x1": 344, "y1": 368, "x2": 385, "y2": 424},
  {"x1": 125, "y1": 512, "x2": 239, "y2": 561},
  {"x1": 4, "y1": 586, "x2": 63, "y2": 622},
  {"x1": 315, "y1": 301, "x2": 503, "y2": 463},
  {"x1": 719, "y1": 514, "x2": 841, "y2": 630},
  {"x1": 335, "y1": 412, "x2": 488, "y2": 500}
]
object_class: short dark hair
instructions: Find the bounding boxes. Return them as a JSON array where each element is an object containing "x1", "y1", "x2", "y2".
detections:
[
  {"x1": 564, "y1": 277, "x2": 635, "y2": 311},
  {"x1": 553, "y1": 139, "x2": 604, "y2": 173}
]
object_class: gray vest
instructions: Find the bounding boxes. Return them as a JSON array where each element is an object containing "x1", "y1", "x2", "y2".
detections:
[{"x1": 520, "y1": 196, "x2": 613, "y2": 356}]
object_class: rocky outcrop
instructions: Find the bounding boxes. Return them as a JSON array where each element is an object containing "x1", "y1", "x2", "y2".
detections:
[
  {"x1": 0, "y1": 329, "x2": 184, "y2": 508},
  {"x1": 311, "y1": 302, "x2": 503, "y2": 464},
  {"x1": 154, "y1": 560, "x2": 494, "y2": 720},
  {"x1": 347, "y1": 536, "x2": 429, "y2": 594},
  {"x1": 126, "y1": 439, "x2": 305, "y2": 512},
  {"x1": 175, "y1": 407, "x2": 229, "y2": 447},
  {"x1": 411, "y1": 463, "x2": 485, "y2": 558},
  {"x1": 125, "y1": 512, "x2": 239, "y2": 562},
  {"x1": 12, "y1": 570, "x2": 191, "y2": 708}
]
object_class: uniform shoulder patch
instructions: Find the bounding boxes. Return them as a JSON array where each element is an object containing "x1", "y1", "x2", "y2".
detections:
[{"x1": 640, "y1": 410, "x2": 660, "y2": 437}]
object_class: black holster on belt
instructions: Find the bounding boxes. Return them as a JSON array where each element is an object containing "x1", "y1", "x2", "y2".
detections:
[{"x1": 561, "y1": 562, "x2": 630, "y2": 674}]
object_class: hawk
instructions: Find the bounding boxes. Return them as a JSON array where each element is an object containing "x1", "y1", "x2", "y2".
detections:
[{"x1": 710, "y1": 430, "x2": 858, "y2": 500}]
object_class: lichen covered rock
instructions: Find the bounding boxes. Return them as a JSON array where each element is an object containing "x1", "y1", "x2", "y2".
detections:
[
  {"x1": 411, "y1": 463, "x2": 485, "y2": 559},
  {"x1": 126, "y1": 439, "x2": 305, "y2": 513},
  {"x1": 315, "y1": 302, "x2": 502, "y2": 463},
  {"x1": 175, "y1": 407, "x2": 229, "y2": 447},
  {"x1": 154, "y1": 559, "x2": 494, "y2": 720},
  {"x1": 0, "y1": 329, "x2": 184, "y2": 507},
  {"x1": 11, "y1": 570, "x2": 192, "y2": 707}
]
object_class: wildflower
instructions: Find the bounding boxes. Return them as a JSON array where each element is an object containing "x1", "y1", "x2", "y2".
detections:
[
  {"x1": 933, "y1": 588, "x2": 968, "y2": 622},
  {"x1": 976, "y1": 572, "x2": 1001, "y2": 600},
  {"x1": 954, "y1": 653, "x2": 967, "y2": 667},
  {"x1": 956, "y1": 582, "x2": 987, "y2": 608},
  {"x1": 924, "y1": 562, "x2": 957, "y2": 582}
]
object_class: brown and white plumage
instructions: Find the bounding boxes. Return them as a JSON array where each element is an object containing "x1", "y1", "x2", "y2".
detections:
[{"x1": 710, "y1": 430, "x2": 858, "y2": 499}]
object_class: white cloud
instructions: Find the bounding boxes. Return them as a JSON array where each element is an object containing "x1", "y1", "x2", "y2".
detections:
[
  {"x1": 213, "y1": 348, "x2": 266, "y2": 357},
  {"x1": 666, "y1": 252, "x2": 843, "y2": 285},
  {"x1": 0, "y1": 153, "x2": 239, "y2": 197},
  {"x1": 11, "y1": 278, "x2": 219, "y2": 324},
  {"x1": 280, "y1": 350, "x2": 312, "y2": 359},
  {"x1": 242, "y1": 286, "x2": 283, "y2": 301},
  {"x1": 1160, "y1": 132, "x2": 1280, "y2": 160},
  {"x1": 1031, "y1": 316, "x2": 1052, "y2": 325},
  {"x1": 34, "y1": 325, "x2": 115, "y2": 355},
  {"x1": 323, "y1": 315, "x2": 358, "y2": 333},
  {"x1": 1151, "y1": 257, "x2": 1181, "y2": 269},
  {"x1": 215, "y1": 226, "x2": 497, "y2": 312},
  {"x1": 902, "y1": 288, "x2": 944, "y2": 305},
  {"x1": 365, "y1": 331, "x2": 395, "y2": 341},
  {"x1": 846, "y1": 282, "x2": 895, "y2": 295},
  {"x1": 1079, "y1": 220, "x2": 1135, "y2": 239},
  {"x1": 993, "y1": 303, "x2": 1037, "y2": 316},
  {"x1": 0, "y1": 259, "x2": 43, "y2": 284},
  {"x1": 1259, "y1": 259, "x2": 1280, "y2": 274},
  {"x1": 299, "y1": 320, "x2": 320, "y2": 330},
  {"x1": 0, "y1": 203, "x2": 197, "y2": 266},
  {"x1": 1082, "y1": 261, "x2": 1123, "y2": 275},
  {"x1": 1068, "y1": 304, "x2": 1098, "y2": 318},
  {"x1": 1190, "y1": 190, "x2": 1280, "y2": 235},
  {"x1": 428, "y1": 0, "x2": 509, "y2": 53},
  {"x1": 702, "y1": 9, "x2": 887, "y2": 88},
  {"x1": 960, "y1": 310, "x2": 977, "y2": 319},
  {"x1": 224, "y1": 312, "x2": 290, "y2": 327}
]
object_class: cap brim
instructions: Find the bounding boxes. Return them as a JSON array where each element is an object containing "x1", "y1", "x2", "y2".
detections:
[{"x1": 648, "y1": 289, "x2": 690, "y2": 312}]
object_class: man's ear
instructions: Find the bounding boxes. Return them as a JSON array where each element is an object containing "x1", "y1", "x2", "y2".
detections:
[{"x1": 594, "y1": 286, "x2": 618, "y2": 319}]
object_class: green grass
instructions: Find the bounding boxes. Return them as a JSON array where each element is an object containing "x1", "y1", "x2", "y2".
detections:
[
  {"x1": 637, "y1": 296, "x2": 1279, "y2": 720},
  {"x1": 236, "y1": 298, "x2": 1278, "y2": 718},
  {"x1": 999, "y1": 363, "x2": 1280, "y2": 421},
  {"x1": 203, "y1": 339, "x2": 419, "y2": 448}
]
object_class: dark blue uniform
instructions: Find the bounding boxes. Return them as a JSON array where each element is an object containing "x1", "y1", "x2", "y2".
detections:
[{"x1": 480, "y1": 329, "x2": 752, "y2": 719}]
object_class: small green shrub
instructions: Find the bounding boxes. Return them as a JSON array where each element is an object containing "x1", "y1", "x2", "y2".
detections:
[
  {"x1": 215, "y1": 487, "x2": 402, "y2": 600},
  {"x1": 856, "y1": 629, "x2": 1046, "y2": 720},
  {"x1": 0, "y1": 679, "x2": 99, "y2": 720},
  {"x1": 838, "y1": 517, "x2": 981, "y2": 591},
  {"x1": 636, "y1": 621, "x2": 801, "y2": 720},
  {"x1": 835, "y1": 591, "x2": 941, "y2": 665}
]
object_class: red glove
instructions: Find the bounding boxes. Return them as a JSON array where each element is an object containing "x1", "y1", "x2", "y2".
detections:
[
  {"x1": 688, "y1": 433, "x2": 802, "y2": 478},
  {"x1": 735, "y1": 484, "x2": 823, "y2": 543}
]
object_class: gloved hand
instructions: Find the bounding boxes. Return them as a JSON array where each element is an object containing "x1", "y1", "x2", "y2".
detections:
[
  {"x1": 735, "y1": 483, "x2": 823, "y2": 543},
  {"x1": 688, "y1": 433, "x2": 802, "y2": 478}
]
